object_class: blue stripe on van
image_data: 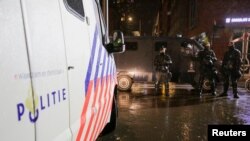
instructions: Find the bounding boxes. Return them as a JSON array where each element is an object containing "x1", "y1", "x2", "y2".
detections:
[
  {"x1": 94, "y1": 44, "x2": 102, "y2": 88},
  {"x1": 110, "y1": 59, "x2": 114, "y2": 76},
  {"x1": 106, "y1": 57, "x2": 111, "y2": 81},
  {"x1": 101, "y1": 52, "x2": 107, "y2": 81},
  {"x1": 85, "y1": 27, "x2": 98, "y2": 93},
  {"x1": 108, "y1": 59, "x2": 113, "y2": 82},
  {"x1": 111, "y1": 60, "x2": 115, "y2": 75}
]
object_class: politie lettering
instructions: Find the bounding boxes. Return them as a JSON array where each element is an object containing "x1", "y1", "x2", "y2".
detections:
[{"x1": 17, "y1": 88, "x2": 66, "y2": 123}]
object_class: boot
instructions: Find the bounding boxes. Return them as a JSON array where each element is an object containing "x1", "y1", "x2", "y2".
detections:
[
  {"x1": 233, "y1": 87, "x2": 239, "y2": 99},
  {"x1": 211, "y1": 88, "x2": 216, "y2": 96},
  {"x1": 154, "y1": 82, "x2": 160, "y2": 94},
  {"x1": 219, "y1": 91, "x2": 227, "y2": 97},
  {"x1": 197, "y1": 81, "x2": 203, "y2": 96},
  {"x1": 197, "y1": 89, "x2": 202, "y2": 96},
  {"x1": 211, "y1": 81, "x2": 216, "y2": 96},
  {"x1": 211, "y1": 91, "x2": 217, "y2": 96},
  {"x1": 219, "y1": 83, "x2": 229, "y2": 97},
  {"x1": 155, "y1": 82, "x2": 159, "y2": 89},
  {"x1": 233, "y1": 93, "x2": 239, "y2": 99},
  {"x1": 165, "y1": 82, "x2": 169, "y2": 89}
]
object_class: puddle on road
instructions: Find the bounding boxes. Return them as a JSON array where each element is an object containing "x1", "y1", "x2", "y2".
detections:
[{"x1": 130, "y1": 82, "x2": 194, "y2": 97}]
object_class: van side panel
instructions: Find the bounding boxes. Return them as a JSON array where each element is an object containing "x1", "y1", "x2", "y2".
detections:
[
  {"x1": 60, "y1": 0, "x2": 117, "y2": 140},
  {"x1": 20, "y1": 0, "x2": 71, "y2": 141},
  {"x1": 78, "y1": 1, "x2": 117, "y2": 141},
  {"x1": 58, "y1": 0, "x2": 91, "y2": 140},
  {"x1": 0, "y1": 0, "x2": 35, "y2": 141}
]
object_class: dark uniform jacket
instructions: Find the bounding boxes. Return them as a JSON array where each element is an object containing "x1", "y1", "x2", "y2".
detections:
[
  {"x1": 154, "y1": 53, "x2": 172, "y2": 72},
  {"x1": 221, "y1": 47, "x2": 242, "y2": 78},
  {"x1": 197, "y1": 48, "x2": 217, "y2": 74}
]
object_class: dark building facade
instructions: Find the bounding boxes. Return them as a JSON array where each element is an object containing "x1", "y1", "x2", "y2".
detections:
[
  {"x1": 157, "y1": 0, "x2": 250, "y2": 60},
  {"x1": 109, "y1": 0, "x2": 160, "y2": 36}
]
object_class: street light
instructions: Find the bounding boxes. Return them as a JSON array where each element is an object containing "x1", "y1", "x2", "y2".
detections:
[
  {"x1": 127, "y1": 16, "x2": 142, "y2": 36},
  {"x1": 128, "y1": 16, "x2": 133, "y2": 22}
]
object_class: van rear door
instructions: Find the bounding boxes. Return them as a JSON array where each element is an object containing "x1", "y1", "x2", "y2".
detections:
[
  {"x1": 20, "y1": 0, "x2": 71, "y2": 141},
  {"x1": 0, "y1": 1, "x2": 35, "y2": 140}
]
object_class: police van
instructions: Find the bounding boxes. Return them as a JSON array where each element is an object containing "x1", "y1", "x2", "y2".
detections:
[{"x1": 0, "y1": 0, "x2": 125, "y2": 141}]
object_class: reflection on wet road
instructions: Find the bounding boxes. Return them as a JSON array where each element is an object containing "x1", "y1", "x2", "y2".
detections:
[{"x1": 97, "y1": 83, "x2": 250, "y2": 141}]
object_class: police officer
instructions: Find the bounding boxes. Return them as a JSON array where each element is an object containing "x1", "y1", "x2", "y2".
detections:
[
  {"x1": 197, "y1": 41, "x2": 218, "y2": 96},
  {"x1": 219, "y1": 42, "x2": 242, "y2": 98},
  {"x1": 154, "y1": 45, "x2": 172, "y2": 90}
]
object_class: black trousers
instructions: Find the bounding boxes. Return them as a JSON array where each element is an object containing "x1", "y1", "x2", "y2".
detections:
[{"x1": 223, "y1": 72, "x2": 239, "y2": 94}]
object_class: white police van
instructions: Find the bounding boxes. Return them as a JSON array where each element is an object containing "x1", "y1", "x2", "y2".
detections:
[{"x1": 0, "y1": 0, "x2": 125, "y2": 141}]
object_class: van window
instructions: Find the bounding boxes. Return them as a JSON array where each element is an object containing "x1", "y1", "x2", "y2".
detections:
[
  {"x1": 154, "y1": 42, "x2": 168, "y2": 51},
  {"x1": 65, "y1": 0, "x2": 85, "y2": 20},
  {"x1": 125, "y1": 42, "x2": 138, "y2": 51}
]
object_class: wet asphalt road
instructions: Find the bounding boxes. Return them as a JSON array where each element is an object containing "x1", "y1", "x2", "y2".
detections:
[{"x1": 97, "y1": 83, "x2": 250, "y2": 141}]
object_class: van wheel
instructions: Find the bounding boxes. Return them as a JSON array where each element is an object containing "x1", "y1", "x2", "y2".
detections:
[
  {"x1": 117, "y1": 75, "x2": 133, "y2": 91},
  {"x1": 203, "y1": 79, "x2": 211, "y2": 90},
  {"x1": 99, "y1": 95, "x2": 118, "y2": 136}
]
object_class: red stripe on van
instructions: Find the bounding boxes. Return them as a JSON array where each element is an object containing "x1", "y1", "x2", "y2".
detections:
[
  {"x1": 101, "y1": 92, "x2": 114, "y2": 131},
  {"x1": 94, "y1": 75, "x2": 112, "y2": 139},
  {"x1": 83, "y1": 78, "x2": 101, "y2": 141},
  {"x1": 76, "y1": 81, "x2": 94, "y2": 141},
  {"x1": 90, "y1": 77, "x2": 106, "y2": 141},
  {"x1": 98, "y1": 79, "x2": 113, "y2": 136},
  {"x1": 89, "y1": 76, "x2": 107, "y2": 141},
  {"x1": 91, "y1": 75, "x2": 111, "y2": 140}
]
